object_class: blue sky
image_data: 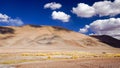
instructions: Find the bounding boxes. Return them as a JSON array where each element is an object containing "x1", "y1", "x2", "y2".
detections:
[{"x1": 0, "y1": 0, "x2": 120, "y2": 39}]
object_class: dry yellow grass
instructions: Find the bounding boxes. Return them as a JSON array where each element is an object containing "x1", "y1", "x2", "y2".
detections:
[
  {"x1": 0, "y1": 51, "x2": 120, "y2": 64},
  {"x1": 0, "y1": 60, "x2": 36, "y2": 64},
  {"x1": 22, "y1": 52, "x2": 120, "y2": 57}
]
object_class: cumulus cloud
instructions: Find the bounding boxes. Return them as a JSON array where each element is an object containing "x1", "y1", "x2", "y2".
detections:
[
  {"x1": 90, "y1": 18, "x2": 120, "y2": 32},
  {"x1": 52, "y1": 11, "x2": 71, "y2": 22},
  {"x1": 79, "y1": 18, "x2": 120, "y2": 40},
  {"x1": 79, "y1": 25, "x2": 90, "y2": 33},
  {"x1": 44, "y1": 2, "x2": 62, "y2": 10},
  {"x1": 93, "y1": 0, "x2": 120, "y2": 16},
  {"x1": 72, "y1": 0, "x2": 120, "y2": 17},
  {"x1": 0, "y1": 13, "x2": 24, "y2": 26},
  {"x1": 72, "y1": 3, "x2": 95, "y2": 17},
  {"x1": 0, "y1": 13, "x2": 10, "y2": 22}
]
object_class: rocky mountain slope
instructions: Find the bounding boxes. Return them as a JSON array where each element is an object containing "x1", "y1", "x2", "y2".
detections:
[{"x1": 0, "y1": 25, "x2": 118, "y2": 50}]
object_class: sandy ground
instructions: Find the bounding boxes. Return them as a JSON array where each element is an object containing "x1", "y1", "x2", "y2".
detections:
[
  {"x1": 0, "y1": 47, "x2": 120, "y2": 68},
  {"x1": 0, "y1": 47, "x2": 120, "y2": 53},
  {"x1": 0, "y1": 58, "x2": 120, "y2": 68},
  {"x1": 14, "y1": 58, "x2": 120, "y2": 68},
  {"x1": 0, "y1": 48, "x2": 120, "y2": 68}
]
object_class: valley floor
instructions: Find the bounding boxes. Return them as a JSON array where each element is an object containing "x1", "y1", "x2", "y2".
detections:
[
  {"x1": 0, "y1": 48, "x2": 120, "y2": 68},
  {"x1": 15, "y1": 58, "x2": 120, "y2": 68},
  {"x1": 0, "y1": 58, "x2": 120, "y2": 68}
]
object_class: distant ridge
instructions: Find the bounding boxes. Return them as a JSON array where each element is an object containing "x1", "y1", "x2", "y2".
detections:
[{"x1": 91, "y1": 35, "x2": 120, "y2": 48}]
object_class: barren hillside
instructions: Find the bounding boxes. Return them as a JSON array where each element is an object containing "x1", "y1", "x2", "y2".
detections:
[{"x1": 0, "y1": 25, "x2": 117, "y2": 50}]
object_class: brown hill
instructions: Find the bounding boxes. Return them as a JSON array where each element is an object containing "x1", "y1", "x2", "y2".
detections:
[{"x1": 0, "y1": 25, "x2": 118, "y2": 51}]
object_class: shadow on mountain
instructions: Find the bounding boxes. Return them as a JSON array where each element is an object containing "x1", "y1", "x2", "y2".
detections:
[
  {"x1": 28, "y1": 24, "x2": 71, "y2": 32},
  {"x1": 29, "y1": 25, "x2": 43, "y2": 28},
  {"x1": 52, "y1": 26, "x2": 71, "y2": 32},
  {"x1": 91, "y1": 35, "x2": 120, "y2": 48},
  {"x1": 0, "y1": 27, "x2": 14, "y2": 34}
]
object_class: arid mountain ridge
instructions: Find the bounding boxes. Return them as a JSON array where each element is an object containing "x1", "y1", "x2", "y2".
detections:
[{"x1": 0, "y1": 25, "x2": 119, "y2": 49}]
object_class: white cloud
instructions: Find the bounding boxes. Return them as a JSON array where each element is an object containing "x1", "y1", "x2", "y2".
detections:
[
  {"x1": 93, "y1": 0, "x2": 120, "y2": 16},
  {"x1": 72, "y1": 0, "x2": 120, "y2": 17},
  {"x1": 79, "y1": 18, "x2": 120, "y2": 40},
  {"x1": 0, "y1": 13, "x2": 10, "y2": 22},
  {"x1": 44, "y1": 2, "x2": 62, "y2": 10},
  {"x1": 72, "y1": 3, "x2": 95, "y2": 17},
  {"x1": 79, "y1": 25, "x2": 90, "y2": 33},
  {"x1": 52, "y1": 11, "x2": 71, "y2": 22},
  {"x1": 8, "y1": 18, "x2": 24, "y2": 26},
  {"x1": 90, "y1": 18, "x2": 120, "y2": 32},
  {"x1": 0, "y1": 13, "x2": 24, "y2": 26}
]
